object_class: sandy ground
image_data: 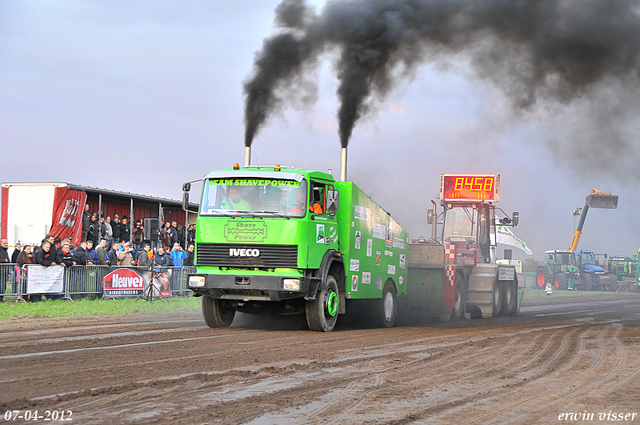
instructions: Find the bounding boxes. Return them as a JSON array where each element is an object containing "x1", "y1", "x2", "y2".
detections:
[{"x1": 1, "y1": 292, "x2": 640, "y2": 424}]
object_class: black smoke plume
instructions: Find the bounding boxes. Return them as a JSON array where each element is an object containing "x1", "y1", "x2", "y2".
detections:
[{"x1": 244, "y1": 0, "x2": 640, "y2": 149}]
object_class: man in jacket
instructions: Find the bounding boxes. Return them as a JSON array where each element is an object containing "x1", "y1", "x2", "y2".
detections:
[
  {"x1": 96, "y1": 238, "x2": 109, "y2": 266},
  {"x1": 72, "y1": 242, "x2": 87, "y2": 265},
  {"x1": 118, "y1": 242, "x2": 134, "y2": 266},
  {"x1": 85, "y1": 240, "x2": 100, "y2": 265},
  {"x1": 56, "y1": 244, "x2": 75, "y2": 267},
  {"x1": 170, "y1": 242, "x2": 188, "y2": 267},
  {"x1": 120, "y1": 216, "x2": 131, "y2": 243},
  {"x1": 81, "y1": 204, "x2": 91, "y2": 242},
  {"x1": 36, "y1": 241, "x2": 56, "y2": 267},
  {"x1": 138, "y1": 243, "x2": 152, "y2": 268},
  {"x1": 132, "y1": 219, "x2": 145, "y2": 260},
  {"x1": 112, "y1": 213, "x2": 122, "y2": 243},
  {"x1": 155, "y1": 246, "x2": 170, "y2": 266},
  {"x1": 107, "y1": 241, "x2": 118, "y2": 266}
]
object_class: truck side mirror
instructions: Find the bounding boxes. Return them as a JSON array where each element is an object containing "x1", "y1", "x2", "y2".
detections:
[
  {"x1": 182, "y1": 182, "x2": 191, "y2": 192},
  {"x1": 182, "y1": 191, "x2": 190, "y2": 212},
  {"x1": 326, "y1": 190, "x2": 339, "y2": 214},
  {"x1": 512, "y1": 211, "x2": 519, "y2": 227},
  {"x1": 427, "y1": 209, "x2": 434, "y2": 225}
]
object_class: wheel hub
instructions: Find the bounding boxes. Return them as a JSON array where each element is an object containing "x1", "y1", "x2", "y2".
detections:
[
  {"x1": 384, "y1": 292, "x2": 394, "y2": 321},
  {"x1": 326, "y1": 291, "x2": 338, "y2": 317}
]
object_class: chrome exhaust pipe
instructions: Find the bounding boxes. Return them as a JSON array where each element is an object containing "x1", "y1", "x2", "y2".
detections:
[
  {"x1": 340, "y1": 147, "x2": 347, "y2": 181},
  {"x1": 244, "y1": 146, "x2": 251, "y2": 167}
]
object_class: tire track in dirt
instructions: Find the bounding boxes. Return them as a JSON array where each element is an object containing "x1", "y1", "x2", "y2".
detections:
[
  {"x1": 231, "y1": 328, "x2": 569, "y2": 424},
  {"x1": 444, "y1": 325, "x2": 626, "y2": 425},
  {"x1": 373, "y1": 326, "x2": 583, "y2": 425}
]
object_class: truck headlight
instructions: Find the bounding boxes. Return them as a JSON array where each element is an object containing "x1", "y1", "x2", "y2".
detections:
[
  {"x1": 282, "y1": 278, "x2": 301, "y2": 291},
  {"x1": 189, "y1": 276, "x2": 206, "y2": 287}
]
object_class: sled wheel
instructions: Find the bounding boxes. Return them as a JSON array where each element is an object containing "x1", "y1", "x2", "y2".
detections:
[
  {"x1": 492, "y1": 279, "x2": 503, "y2": 316},
  {"x1": 500, "y1": 280, "x2": 516, "y2": 316},
  {"x1": 451, "y1": 273, "x2": 466, "y2": 320}
]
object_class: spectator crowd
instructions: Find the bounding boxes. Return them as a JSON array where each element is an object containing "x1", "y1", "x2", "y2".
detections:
[{"x1": 0, "y1": 214, "x2": 196, "y2": 302}]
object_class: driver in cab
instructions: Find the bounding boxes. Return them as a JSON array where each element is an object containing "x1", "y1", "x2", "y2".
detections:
[
  {"x1": 289, "y1": 188, "x2": 323, "y2": 214},
  {"x1": 219, "y1": 186, "x2": 251, "y2": 211}
]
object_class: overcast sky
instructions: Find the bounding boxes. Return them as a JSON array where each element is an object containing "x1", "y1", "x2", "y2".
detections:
[{"x1": 2, "y1": 0, "x2": 639, "y2": 260}]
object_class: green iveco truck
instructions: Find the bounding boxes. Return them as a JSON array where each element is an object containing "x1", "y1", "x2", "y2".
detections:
[{"x1": 184, "y1": 164, "x2": 408, "y2": 332}]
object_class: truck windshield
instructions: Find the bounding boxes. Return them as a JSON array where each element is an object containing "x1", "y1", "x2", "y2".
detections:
[
  {"x1": 200, "y1": 177, "x2": 307, "y2": 218},
  {"x1": 443, "y1": 207, "x2": 476, "y2": 242}
]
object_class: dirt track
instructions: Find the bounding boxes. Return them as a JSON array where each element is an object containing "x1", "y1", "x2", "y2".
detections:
[{"x1": 1, "y1": 292, "x2": 640, "y2": 424}]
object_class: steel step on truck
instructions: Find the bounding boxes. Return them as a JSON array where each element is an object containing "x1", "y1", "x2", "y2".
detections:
[{"x1": 184, "y1": 164, "x2": 408, "y2": 332}]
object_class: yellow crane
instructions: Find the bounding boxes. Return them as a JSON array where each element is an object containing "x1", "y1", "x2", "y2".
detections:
[{"x1": 568, "y1": 189, "x2": 619, "y2": 252}]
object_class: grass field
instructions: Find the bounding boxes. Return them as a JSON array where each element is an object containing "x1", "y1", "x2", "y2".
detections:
[
  {"x1": 0, "y1": 296, "x2": 202, "y2": 320},
  {"x1": 521, "y1": 287, "x2": 623, "y2": 298},
  {"x1": 0, "y1": 287, "x2": 628, "y2": 321}
]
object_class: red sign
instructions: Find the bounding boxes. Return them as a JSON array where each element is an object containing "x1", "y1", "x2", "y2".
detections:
[
  {"x1": 49, "y1": 187, "x2": 87, "y2": 244},
  {"x1": 440, "y1": 174, "x2": 499, "y2": 202},
  {"x1": 104, "y1": 268, "x2": 145, "y2": 296}
]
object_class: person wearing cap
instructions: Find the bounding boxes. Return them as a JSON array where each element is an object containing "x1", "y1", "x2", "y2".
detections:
[{"x1": 118, "y1": 242, "x2": 134, "y2": 266}]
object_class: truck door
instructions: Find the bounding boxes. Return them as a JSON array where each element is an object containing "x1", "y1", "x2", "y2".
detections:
[{"x1": 308, "y1": 181, "x2": 339, "y2": 265}]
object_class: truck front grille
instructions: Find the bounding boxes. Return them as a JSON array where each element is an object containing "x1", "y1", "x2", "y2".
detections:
[
  {"x1": 221, "y1": 289, "x2": 268, "y2": 297},
  {"x1": 197, "y1": 243, "x2": 298, "y2": 268}
]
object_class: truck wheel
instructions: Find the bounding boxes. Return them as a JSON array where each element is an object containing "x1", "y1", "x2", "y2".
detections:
[
  {"x1": 202, "y1": 295, "x2": 235, "y2": 328},
  {"x1": 378, "y1": 281, "x2": 397, "y2": 328},
  {"x1": 306, "y1": 275, "x2": 339, "y2": 332},
  {"x1": 500, "y1": 280, "x2": 516, "y2": 316},
  {"x1": 492, "y1": 279, "x2": 503, "y2": 316},
  {"x1": 607, "y1": 275, "x2": 619, "y2": 292},
  {"x1": 582, "y1": 273, "x2": 593, "y2": 291},
  {"x1": 536, "y1": 267, "x2": 547, "y2": 289},
  {"x1": 451, "y1": 273, "x2": 466, "y2": 320}
]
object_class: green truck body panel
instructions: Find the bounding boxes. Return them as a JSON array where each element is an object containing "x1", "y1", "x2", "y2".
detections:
[{"x1": 334, "y1": 181, "x2": 408, "y2": 299}]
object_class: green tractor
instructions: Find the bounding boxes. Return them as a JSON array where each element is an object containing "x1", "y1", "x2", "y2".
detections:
[
  {"x1": 536, "y1": 250, "x2": 580, "y2": 290},
  {"x1": 608, "y1": 256, "x2": 636, "y2": 281}
]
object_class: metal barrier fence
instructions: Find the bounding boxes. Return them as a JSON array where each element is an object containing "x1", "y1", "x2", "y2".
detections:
[{"x1": 0, "y1": 263, "x2": 195, "y2": 300}]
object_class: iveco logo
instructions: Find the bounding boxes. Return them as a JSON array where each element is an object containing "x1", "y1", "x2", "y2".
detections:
[{"x1": 229, "y1": 248, "x2": 260, "y2": 257}]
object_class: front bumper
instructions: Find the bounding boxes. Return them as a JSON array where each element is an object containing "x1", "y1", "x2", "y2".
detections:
[{"x1": 188, "y1": 273, "x2": 320, "y2": 302}]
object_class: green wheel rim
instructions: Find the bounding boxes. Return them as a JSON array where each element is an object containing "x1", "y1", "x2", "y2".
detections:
[{"x1": 327, "y1": 291, "x2": 338, "y2": 317}]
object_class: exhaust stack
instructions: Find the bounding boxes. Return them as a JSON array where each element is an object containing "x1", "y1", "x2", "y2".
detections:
[
  {"x1": 244, "y1": 146, "x2": 251, "y2": 167},
  {"x1": 340, "y1": 147, "x2": 347, "y2": 182}
]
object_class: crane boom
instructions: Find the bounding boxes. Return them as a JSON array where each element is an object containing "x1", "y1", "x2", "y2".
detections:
[{"x1": 568, "y1": 189, "x2": 618, "y2": 251}]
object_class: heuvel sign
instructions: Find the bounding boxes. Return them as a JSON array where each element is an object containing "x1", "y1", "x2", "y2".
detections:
[{"x1": 104, "y1": 268, "x2": 145, "y2": 297}]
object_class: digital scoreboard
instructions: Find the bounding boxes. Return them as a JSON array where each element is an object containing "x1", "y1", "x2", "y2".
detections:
[{"x1": 440, "y1": 174, "x2": 500, "y2": 202}]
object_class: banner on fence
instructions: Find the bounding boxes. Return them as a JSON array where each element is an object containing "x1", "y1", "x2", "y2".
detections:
[
  {"x1": 103, "y1": 268, "x2": 145, "y2": 297},
  {"x1": 103, "y1": 268, "x2": 173, "y2": 298},
  {"x1": 27, "y1": 265, "x2": 64, "y2": 294}
]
